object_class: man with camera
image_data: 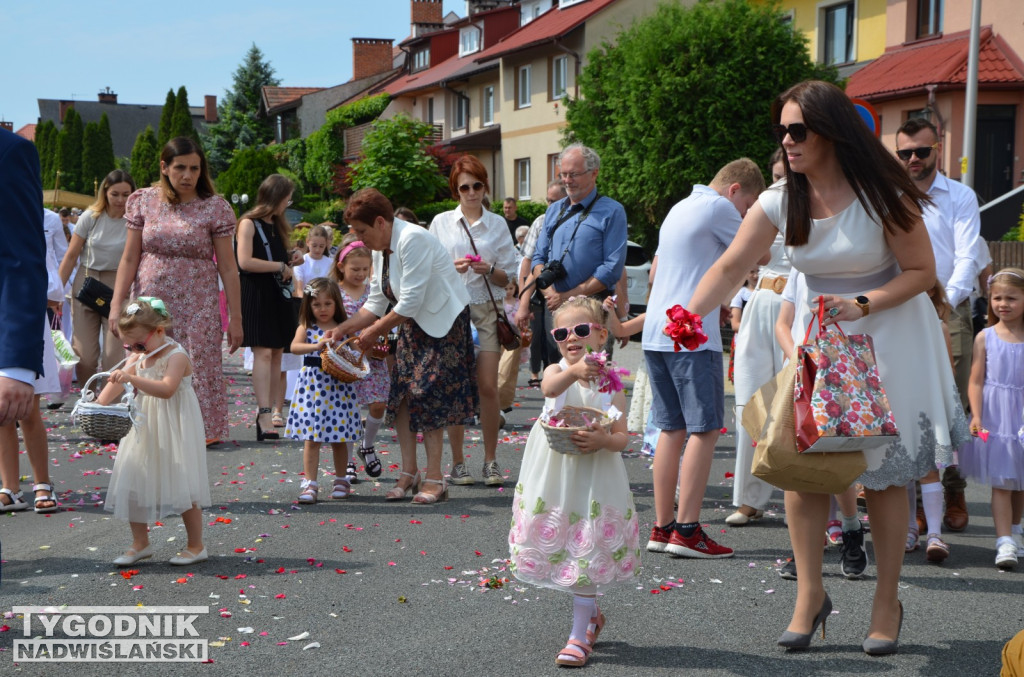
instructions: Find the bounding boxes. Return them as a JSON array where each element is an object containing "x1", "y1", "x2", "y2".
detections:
[{"x1": 516, "y1": 144, "x2": 628, "y2": 361}]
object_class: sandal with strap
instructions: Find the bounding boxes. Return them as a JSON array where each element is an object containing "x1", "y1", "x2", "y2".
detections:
[
  {"x1": 555, "y1": 638, "x2": 593, "y2": 667},
  {"x1": 412, "y1": 477, "x2": 448, "y2": 505},
  {"x1": 331, "y1": 477, "x2": 351, "y2": 500},
  {"x1": 359, "y1": 445, "x2": 383, "y2": 478},
  {"x1": 297, "y1": 479, "x2": 318, "y2": 504},
  {"x1": 385, "y1": 472, "x2": 420, "y2": 501},
  {"x1": 33, "y1": 483, "x2": 59, "y2": 514},
  {"x1": 0, "y1": 488, "x2": 28, "y2": 512},
  {"x1": 271, "y1": 408, "x2": 285, "y2": 427},
  {"x1": 905, "y1": 525, "x2": 919, "y2": 553},
  {"x1": 346, "y1": 461, "x2": 360, "y2": 484},
  {"x1": 586, "y1": 609, "x2": 607, "y2": 647}
]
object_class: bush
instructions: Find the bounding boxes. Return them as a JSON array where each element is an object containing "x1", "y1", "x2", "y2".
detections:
[
  {"x1": 416, "y1": 200, "x2": 460, "y2": 225},
  {"x1": 516, "y1": 201, "x2": 548, "y2": 224},
  {"x1": 215, "y1": 147, "x2": 281, "y2": 213},
  {"x1": 348, "y1": 114, "x2": 448, "y2": 209}
]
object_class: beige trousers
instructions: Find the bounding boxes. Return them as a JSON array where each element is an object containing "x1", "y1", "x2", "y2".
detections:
[{"x1": 70, "y1": 267, "x2": 123, "y2": 385}]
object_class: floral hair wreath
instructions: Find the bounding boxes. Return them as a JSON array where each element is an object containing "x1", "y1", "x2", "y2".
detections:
[{"x1": 304, "y1": 284, "x2": 317, "y2": 296}]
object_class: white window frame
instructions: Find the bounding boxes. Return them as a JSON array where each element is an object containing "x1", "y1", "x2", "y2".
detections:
[
  {"x1": 559, "y1": 0, "x2": 585, "y2": 8},
  {"x1": 413, "y1": 48, "x2": 430, "y2": 71},
  {"x1": 482, "y1": 86, "x2": 495, "y2": 126},
  {"x1": 551, "y1": 55, "x2": 568, "y2": 100},
  {"x1": 459, "y1": 25, "x2": 481, "y2": 57},
  {"x1": 517, "y1": 65, "x2": 532, "y2": 109},
  {"x1": 818, "y1": 0, "x2": 856, "y2": 66},
  {"x1": 516, "y1": 158, "x2": 531, "y2": 200},
  {"x1": 453, "y1": 93, "x2": 468, "y2": 131}
]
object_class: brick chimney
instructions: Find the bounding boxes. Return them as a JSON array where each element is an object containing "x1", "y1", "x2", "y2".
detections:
[
  {"x1": 411, "y1": 0, "x2": 444, "y2": 37},
  {"x1": 98, "y1": 87, "x2": 118, "y2": 104},
  {"x1": 59, "y1": 101, "x2": 75, "y2": 123},
  {"x1": 204, "y1": 95, "x2": 218, "y2": 123},
  {"x1": 353, "y1": 38, "x2": 395, "y2": 80},
  {"x1": 0, "y1": 121, "x2": 12, "y2": 132}
]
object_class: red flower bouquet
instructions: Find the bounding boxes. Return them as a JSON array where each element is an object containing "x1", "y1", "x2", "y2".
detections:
[{"x1": 663, "y1": 305, "x2": 708, "y2": 352}]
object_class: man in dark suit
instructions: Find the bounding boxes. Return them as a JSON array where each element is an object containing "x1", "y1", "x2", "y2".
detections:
[{"x1": 0, "y1": 128, "x2": 46, "y2": 426}]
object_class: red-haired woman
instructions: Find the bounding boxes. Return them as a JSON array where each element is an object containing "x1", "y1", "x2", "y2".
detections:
[{"x1": 428, "y1": 155, "x2": 520, "y2": 487}]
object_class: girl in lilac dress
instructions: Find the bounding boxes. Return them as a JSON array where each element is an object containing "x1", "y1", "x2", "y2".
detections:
[
  {"x1": 111, "y1": 137, "x2": 242, "y2": 443},
  {"x1": 332, "y1": 234, "x2": 388, "y2": 481}
]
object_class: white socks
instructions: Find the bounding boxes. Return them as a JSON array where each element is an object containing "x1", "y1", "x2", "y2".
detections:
[
  {"x1": 921, "y1": 482, "x2": 943, "y2": 536},
  {"x1": 362, "y1": 413, "x2": 384, "y2": 450},
  {"x1": 570, "y1": 596, "x2": 597, "y2": 643}
]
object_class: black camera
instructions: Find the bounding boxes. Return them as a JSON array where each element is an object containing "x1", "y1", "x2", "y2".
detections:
[{"x1": 534, "y1": 260, "x2": 567, "y2": 290}]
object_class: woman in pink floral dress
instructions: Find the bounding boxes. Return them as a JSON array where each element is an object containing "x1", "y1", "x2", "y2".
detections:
[{"x1": 111, "y1": 137, "x2": 242, "y2": 442}]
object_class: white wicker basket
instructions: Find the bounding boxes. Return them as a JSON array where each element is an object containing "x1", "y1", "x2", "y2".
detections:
[
  {"x1": 539, "y1": 406, "x2": 609, "y2": 455},
  {"x1": 72, "y1": 373, "x2": 136, "y2": 440}
]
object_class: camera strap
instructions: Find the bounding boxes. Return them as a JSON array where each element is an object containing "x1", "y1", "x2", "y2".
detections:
[{"x1": 552, "y1": 192, "x2": 601, "y2": 264}]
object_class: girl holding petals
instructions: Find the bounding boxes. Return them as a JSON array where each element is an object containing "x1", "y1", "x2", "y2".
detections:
[{"x1": 509, "y1": 296, "x2": 640, "y2": 668}]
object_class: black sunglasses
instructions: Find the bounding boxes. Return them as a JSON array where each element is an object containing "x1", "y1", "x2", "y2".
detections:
[
  {"x1": 550, "y1": 322, "x2": 601, "y2": 343},
  {"x1": 771, "y1": 123, "x2": 809, "y2": 144},
  {"x1": 895, "y1": 143, "x2": 938, "y2": 161},
  {"x1": 458, "y1": 181, "x2": 484, "y2": 193}
]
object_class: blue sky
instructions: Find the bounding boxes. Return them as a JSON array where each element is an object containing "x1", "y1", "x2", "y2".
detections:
[{"x1": 0, "y1": 0, "x2": 465, "y2": 131}]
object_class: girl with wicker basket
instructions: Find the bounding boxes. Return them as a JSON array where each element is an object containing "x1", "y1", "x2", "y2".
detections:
[
  {"x1": 284, "y1": 277, "x2": 362, "y2": 503},
  {"x1": 509, "y1": 296, "x2": 640, "y2": 668},
  {"x1": 330, "y1": 235, "x2": 389, "y2": 484},
  {"x1": 99, "y1": 298, "x2": 211, "y2": 566}
]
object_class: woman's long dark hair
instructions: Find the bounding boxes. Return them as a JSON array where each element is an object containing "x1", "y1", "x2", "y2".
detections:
[
  {"x1": 773, "y1": 81, "x2": 929, "y2": 246},
  {"x1": 159, "y1": 137, "x2": 216, "y2": 203},
  {"x1": 240, "y1": 174, "x2": 294, "y2": 246}
]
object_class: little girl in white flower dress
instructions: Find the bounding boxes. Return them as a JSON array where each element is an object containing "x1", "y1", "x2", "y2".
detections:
[{"x1": 509, "y1": 296, "x2": 640, "y2": 668}]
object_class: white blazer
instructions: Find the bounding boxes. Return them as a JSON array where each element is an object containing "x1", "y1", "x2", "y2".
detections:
[{"x1": 363, "y1": 218, "x2": 470, "y2": 338}]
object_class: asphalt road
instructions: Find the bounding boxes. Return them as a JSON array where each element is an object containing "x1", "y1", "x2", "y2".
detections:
[{"x1": 0, "y1": 342, "x2": 1020, "y2": 676}]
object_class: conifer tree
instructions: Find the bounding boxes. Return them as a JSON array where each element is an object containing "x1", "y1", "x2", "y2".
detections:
[
  {"x1": 56, "y1": 108, "x2": 84, "y2": 192},
  {"x1": 35, "y1": 120, "x2": 58, "y2": 189},
  {"x1": 170, "y1": 85, "x2": 200, "y2": 145},
  {"x1": 157, "y1": 89, "x2": 176, "y2": 148},
  {"x1": 129, "y1": 125, "x2": 160, "y2": 188}
]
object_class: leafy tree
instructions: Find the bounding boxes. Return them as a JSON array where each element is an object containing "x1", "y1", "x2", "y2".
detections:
[
  {"x1": 565, "y1": 0, "x2": 839, "y2": 248},
  {"x1": 214, "y1": 146, "x2": 281, "y2": 214},
  {"x1": 170, "y1": 86, "x2": 200, "y2": 144},
  {"x1": 56, "y1": 108, "x2": 84, "y2": 192},
  {"x1": 35, "y1": 120, "x2": 58, "y2": 189},
  {"x1": 157, "y1": 89, "x2": 176, "y2": 148},
  {"x1": 204, "y1": 44, "x2": 281, "y2": 176},
  {"x1": 304, "y1": 93, "x2": 391, "y2": 196},
  {"x1": 348, "y1": 114, "x2": 447, "y2": 209},
  {"x1": 130, "y1": 125, "x2": 161, "y2": 188},
  {"x1": 81, "y1": 114, "x2": 115, "y2": 193}
]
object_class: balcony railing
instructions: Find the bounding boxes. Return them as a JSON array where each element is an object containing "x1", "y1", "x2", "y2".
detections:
[{"x1": 344, "y1": 121, "x2": 444, "y2": 157}]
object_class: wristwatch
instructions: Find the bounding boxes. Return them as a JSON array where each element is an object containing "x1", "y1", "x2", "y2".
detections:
[
  {"x1": 854, "y1": 295, "x2": 870, "y2": 317},
  {"x1": 488, "y1": 263, "x2": 496, "y2": 276}
]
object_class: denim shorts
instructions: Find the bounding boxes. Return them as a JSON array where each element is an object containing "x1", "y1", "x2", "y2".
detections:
[{"x1": 645, "y1": 350, "x2": 724, "y2": 433}]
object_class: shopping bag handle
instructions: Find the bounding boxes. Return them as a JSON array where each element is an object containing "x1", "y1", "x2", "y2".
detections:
[{"x1": 803, "y1": 296, "x2": 848, "y2": 344}]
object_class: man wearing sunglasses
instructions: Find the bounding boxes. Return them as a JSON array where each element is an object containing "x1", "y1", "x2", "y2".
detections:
[
  {"x1": 895, "y1": 117, "x2": 983, "y2": 533},
  {"x1": 518, "y1": 144, "x2": 628, "y2": 358}
]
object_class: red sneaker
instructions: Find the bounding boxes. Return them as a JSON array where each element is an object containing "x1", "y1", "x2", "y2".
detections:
[
  {"x1": 666, "y1": 527, "x2": 734, "y2": 559},
  {"x1": 647, "y1": 524, "x2": 673, "y2": 553}
]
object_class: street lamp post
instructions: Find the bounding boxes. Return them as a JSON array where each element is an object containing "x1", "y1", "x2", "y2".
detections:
[{"x1": 231, "y1": 193, "x2": 249, "y2": 213}]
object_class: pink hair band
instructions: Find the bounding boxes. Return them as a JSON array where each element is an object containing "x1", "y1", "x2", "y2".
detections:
[{"x1": 337, "y1": 241, "x2": 367, "y2": 263}]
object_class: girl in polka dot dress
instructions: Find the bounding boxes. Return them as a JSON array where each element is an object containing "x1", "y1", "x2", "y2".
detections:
[{"x1": 285, "y1": 277, "x2": 362, "y2": 503}]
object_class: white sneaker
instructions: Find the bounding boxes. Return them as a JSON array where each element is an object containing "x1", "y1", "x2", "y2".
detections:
[
  {"x1": 996, "y1": 541, "x2": 1018, "y2": 570},
  {"x1": 1013, "y1": 533, "x2": 1024, "y2": 558}
]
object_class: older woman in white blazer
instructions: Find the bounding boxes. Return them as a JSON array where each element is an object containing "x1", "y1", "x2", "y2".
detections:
[{"x1": 331, "y1": 188, "x2": 478, "y2": 504}]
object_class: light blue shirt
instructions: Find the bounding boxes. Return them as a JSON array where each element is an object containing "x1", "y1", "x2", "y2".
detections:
[{"x1": 531, "y1": 187, "x2": 627, "y2": 293}]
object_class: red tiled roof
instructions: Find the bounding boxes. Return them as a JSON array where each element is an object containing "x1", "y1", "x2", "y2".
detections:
[
  {"x1": 473, "y1": 0, "x2": 619, "y2": 62},
  {"x1": 847, "y1": 26, "x2": 1024, "y2": 101},
  {"x1": 379, "y1": 51, "x2": 497, "y2": 96},
  {"x1": 15, "y1": 123, "x2": 36, "y2": 141},
  {"x1": 262, "y1": 86, "x2": 325, "y2": 114}
]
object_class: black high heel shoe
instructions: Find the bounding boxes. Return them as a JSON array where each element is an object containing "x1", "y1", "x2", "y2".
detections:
[
  {"x1": 256, "y1": 407, "x2": 279, "y2": 441},
  {"x1": 863, "y1": 600, "x2": 903, "y2": 656},
  {"x1": 778, "y1": 593, "x2": 832, "y2": 650}
]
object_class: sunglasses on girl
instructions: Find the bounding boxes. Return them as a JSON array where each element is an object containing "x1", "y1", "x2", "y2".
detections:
[
  {"x1": 895, "y1": 143, "x2": 939, "y2": 161},
  {"x1": 771, "y1": 123, "x2": 809, "y2": 144},
  {"x1": 123, "y1": 330, "x2": 156, "y2": 353},
  {"x1": 458, "y1": 181, "x2": 484, "y2": 193},
  {"x1": 550, "y1": 322, "x2": 602, "y2": 343}
]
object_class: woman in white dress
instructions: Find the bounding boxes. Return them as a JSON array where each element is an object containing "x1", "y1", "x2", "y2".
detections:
[{"x1": 685, "y1": 81, "x2": 966, "y2": 655}]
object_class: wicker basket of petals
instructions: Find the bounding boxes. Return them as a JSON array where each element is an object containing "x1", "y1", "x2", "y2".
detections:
[
  {"x1": 539, "y1": 405, "x2": 609, "y2": 455},
  {"x1": 368, "y1": 335, "x2": 390, "y2": 361},
  {"x1": 72, "y1": 372, "x2": 135, "y2": 440},
  {"x1": 320, "y1": 337, "x2": 371, "y2": 383}
]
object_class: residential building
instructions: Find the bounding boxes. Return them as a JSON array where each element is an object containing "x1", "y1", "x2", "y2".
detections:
[
  {"x1": 37, "y1": 88, "x2": 218, "y2": 158},
  {"x1": 763, "y1": 0, "x2": 887, "y2": 77}
]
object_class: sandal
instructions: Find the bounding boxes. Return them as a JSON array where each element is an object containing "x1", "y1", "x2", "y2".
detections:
[
  {"x1": 271, "y1": 408, "x2": 285, "y2": 427},
  {"x1": 555, "y1": 638, "x2": 593, "y2": 667},
  {"x1": 527, "y1": 378, "x2": 542, "y2": 388},
  {"x1": 297, "y1": 479, "x2": 318, "y2": 504},
  {"x1": 586, "y1": 608, "x2": 607, "y2": 647},
  {"x1": 925, "y1": 534, "x2": 950, "y2": 563},
  {"x1": 33, "y1": 482, "x2": 59, "y2": 514},
  {"x1": 331, "y1": 477, "x2": 351, "y2": 500},
  {"x1": 826, "y1": 520, "x2": 844, "y2": 546},
  {"x1": 412, "y1": 477, "x2": 448, "y2": 504},
  {"x1": 385, "y1": 472, "x2": 420, "y2": 501},
  {"x1": 905, "y1": 525, "x2": 919, "y2": 552},
  {"x1": 346, "y1": 461, "x2": 360, "y2": 484},
  {"x1": 0, "y1": 488, "x2": 28, "y2": 512},
  {"x1": 359, "y1": 445, "x2": 383, "y2": 478}
]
